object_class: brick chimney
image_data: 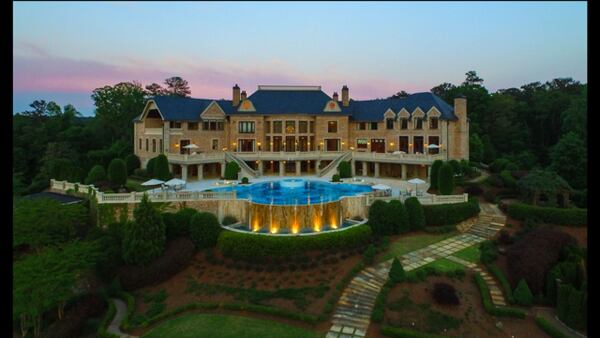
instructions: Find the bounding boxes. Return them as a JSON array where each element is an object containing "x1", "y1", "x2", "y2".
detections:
[
  {"x1": 232, "y1": 84, "x2": 240, "y2": 106},
  {"x1": 332, "y1": 92, "x2": 339, "y2": 102},
  {"x1": 241, "y1": 90, "x2": 247, "y2": 100},
  {"x1": 341, "y1": 85, "x2": 349, "y2": 107}
]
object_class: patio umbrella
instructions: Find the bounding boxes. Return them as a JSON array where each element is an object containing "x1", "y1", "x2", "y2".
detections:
[
  {"x1": 407, "y1": 178, "x2": 426, "y2": 194},
  {"x1": 427, "y1": 144, "x2": 440, "y2": 149},
  {"x1": 140, "y1": 179, "x2": 165, "y2": 186},
  {"x1": 183, "y1": 144, "x2": 199, "y2": 149},
  {"x1": 164, "y1": 178, "x2": 187, "y2": 186}
]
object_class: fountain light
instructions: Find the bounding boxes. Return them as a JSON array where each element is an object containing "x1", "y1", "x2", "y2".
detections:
[{"x1": 270, "y1": 227, "x2": 278, "y2": 234}]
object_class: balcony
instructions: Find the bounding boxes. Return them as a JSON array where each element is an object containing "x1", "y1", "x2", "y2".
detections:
[
  {"x1": 166, "y1": 151, "x2": 225, "y2": 164},
  {"x1": 144, "y1": 128, "x2": 162, "y2": 135},
  {"x1": 352, "y1": 151, "x2": 444, "y2": 164}
]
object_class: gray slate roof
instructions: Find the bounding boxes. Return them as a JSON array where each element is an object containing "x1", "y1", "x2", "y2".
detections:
[{"x1": 143, "y1": 90, "x2": 456, "y2": 122}]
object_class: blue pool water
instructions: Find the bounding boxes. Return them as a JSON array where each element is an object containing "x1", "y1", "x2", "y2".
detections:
[{"x1": 209, "y1": 179, "x2": 372, "y2": 205}]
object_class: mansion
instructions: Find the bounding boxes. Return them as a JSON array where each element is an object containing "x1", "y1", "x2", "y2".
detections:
[{"x1": 133, "y1": 85, "x2": 469, "y2": 181}]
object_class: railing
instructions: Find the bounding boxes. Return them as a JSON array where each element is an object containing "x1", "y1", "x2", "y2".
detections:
[
  {"x1": 166, "y1": 152, "x2": 225, "y2": 162},
  {"x1": 352, "y1": 151, "x2": 444, "y2": 163},
  {"x1": 365, "y1": 193, "x2": 468, "y2": 206},
  {"x1": 144, "y1": 128, "x2": 162, "y2": 135},
  {"x1": 234, "y1": 150, "x2": 345, "y2": 161},
  {"x1": 318, "y1": 151, "x2": 352, "y2": 177},
  {"x1": 225, "y1": 152, "x2": 259, "y2": 178}
]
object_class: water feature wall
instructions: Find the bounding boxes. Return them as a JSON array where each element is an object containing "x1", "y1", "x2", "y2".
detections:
[{"x1": 248, "y1": 200, "x2": 342, "y2": 234}]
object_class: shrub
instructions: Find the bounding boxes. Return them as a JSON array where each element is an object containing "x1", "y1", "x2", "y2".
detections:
[
  {"x1": 116, "y1": 238, "x2": 195, "y2": 290},
  {"x1": 85, "y1": 165, "x2": 106, "y2": 185},
  {"x1": 224, "y1": 161, "x2": 240, "y2": 180},
  {"x1": 240, "y1": 177, "x2": 249, "y2": 184},
  {"x1": 122, "y1": 195, "x2": 166, "y2": 265},
  {"x1": 507, "y1": 203, "x2": 587, "y2": 226},
  {"x1": 513, "y1": 279, "x2": 533, "y2": 306},
  {"x1": 388, "y1": 258, "x2": 406, "y2": 283},
  {"x1": 432, "y1": 282, "x2": 460, "y2": 305},
  {"x1": 221, "y1": 215, "x2": 238, "y2": 225},
  {"x1": 506, "y1": 227, "x2": 576, "y2": 294},
  {"x1": 464, "y1": 184, "x2": 483, "y2": 196},
  {"x1": 154, "y1": 154, "x2": 172, "y2": 181},
  {"x1": 557, "y1": 284, "x2": 586, "y2": 330},
  {"x1": 45, "y1": 293, "x2": 106, "y2": 338},
  {"x1": 146, "y1": 157, "x2": 157, "y2": 176},
  {"x1": 371, "y1": 281, "x2": 392, "y2": 322},
  {"x1": 423, "y1": 198, "x2": 479, "y2": 226},
  {"x1": 437, "y1": 162, "x2": 455, "y2": 195},
  {"x1": 535, "y1": 316, "x2": 570, "y2": 338},
  {"x1": 473, "y1": 273, "x2": 526, "y2": 318},
  {"x1": 388, "y1": 200, "x2": 410, "y2": 234},
  {"x1": 487, "y1": 263, "x2": 515, "y2": 304},
  {"x1": 448, "y1": 159, "x2": 461, "y2": 176},
  {"x1": 217, "y1": 224, "x2": 372, "y2": 261},
  {"x1": 405, "y1": 197, "x2": 425, "y2": 231},
  {"x1": 499, "y1": 169, "x2": 517, "y2": 188},
  {"x1": 162, "y1": 208, "x2": 196, "y2": 240},
  {"x1": 479, "y1": 240, "x2": 498, "y2": 264},
  {"x1": 368, "y1": 200, "x2": 395, "y2": 236},
  {"x1": 337, "y1": 161, "x2": 352, "y2": 179},
  {"x1": 490, "y1": 158, "x2": 511, "y2": 173},
  {"x1": 125, "y1": 154, "x2": 141, "y2": 176},
  {"x1": 363, "y1": 244, "x2": 376, "y2": 265},
  {"x1": 332, "y1": 174, "x2": 341, "y2": 182},
  {"x1": 133, "y1": 168, "x2": 148, "y2": 179},
  {"x1": 429, "y1": 160, "x2": 443, "y2": 190},
  {"x1": 97, "y1": 299, "x2": 118, "y2": 338},
  {"x1": 189, "y1": 212, "x2": 221, "y2": 249},
  {"x1": 107, "y1": 158, "x2": 127, "y2": 187}
]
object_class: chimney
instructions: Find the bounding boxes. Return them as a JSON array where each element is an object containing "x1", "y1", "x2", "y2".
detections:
[
  {"x1": 341, "y1": 85, "x2": 349, "y2": 107},
  {"x1": 332, "y1": 92, "x2": 339, "y2": 102},
  {"x1": 241, "y1": 90, "x2": 247, "y2": 100},
  {"x1": 232, "y1": 84, "x2": 240, "y2": 106}
]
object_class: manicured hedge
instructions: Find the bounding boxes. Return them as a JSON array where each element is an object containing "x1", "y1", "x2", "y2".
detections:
[
  {"x1": 118, "y1": 290, "x2": 136, "y2": 331},
  {"x1": 217, "y1": 224, "x2": 372, "y2": 261},
  {"x1": 423, "y1": 197, "x2": 480, "y2": 226},
  {"x1": 380, "y1": 325, "x2": 451, "y2": 338},
  {"x1": 116, "y1": 237, "x2": 196, "y2": 290},
  {"x1": 535, "y1": 316, "x2": 570, "y2": 338},
  {"x1": 97, "y1": 299, "x2": 119, "y2": 338},
  {"x1": 486, "y1": 263, "x2": 515, "y2": 304},
  {"x1": 473, "y1": 273, "x2": 526, "y2": 319},
  {"x1": 405, "y1": 197, "x2": 425, "y2": 231},
  {"x1": 424, "y1": 225, "x2": 456, "y2": 234},
  {"x1": 507, "y1": 203, "x2": 587, "y2": 226}
]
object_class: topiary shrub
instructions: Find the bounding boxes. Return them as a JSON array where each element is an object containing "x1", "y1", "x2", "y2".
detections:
[
  {"x1": 388, "y1": 200, "x2": 410, "y2": 234},
  {"x1": 448, "y1": 159, "x2": 462, "y2": 176},
  {"x1": 240, "y1": 177, "x2": 249, "y2": 184},
  {"x1": 189, "y1": 212, "x2": 221, "y2": 249},
  {"x1": 513, "y1": 279, "x2": 533, "y2": 306},
  {"x1": 224, "y1": 162, "x2": 240, "y2": 180},
  {"x1": 432, "y1": 282, "x2": 460, "y2": 305},
  {"x1": 429, "y1": 160, "x2": 443, "y2": 190},
  {"x1": 154, "y1": 154, "x2": 172, "y2": 181},
  {"x1": 389, "y1": 258, "x2": 406, "y2": 283},
  {"x1": 85, "y1": 165, "x2": 106, "y2": 185},
  {"x1": 108, "y1": 158, "x2": 127, "y2": 187},
  {"x1": 332, "y1": 174, "x2": 341, "y2": 182},
  {"x1": 222, "y1": 215, "x2": 238, "y2": 225},
  {"x1": 404, "y1": 197, "x2": 425, "y2": 231},
  {"x1": 363, "y1": 244, "x2": 376, "y2": 265},
  {"x1": 125, "y1": 154, "x2": 141, "y2": 176},
  {"x1": 438, "y1": 162, "x2": 455, "y2": 195},
  {"x1": 133, "y1": 168, "x2": 148, "y2": 179},
  {"x1": 368, "y1": 200, "x2": 395, "y2": 236},
  {"x1": 146, "y1": 157, "x2": 157, "y2": 177},
  {"x1": 337, "y1": 161, "x2": 352, "y2": 179},
  {"x1": 479, "y1": 240, "x2": 498, "y2": 264}
]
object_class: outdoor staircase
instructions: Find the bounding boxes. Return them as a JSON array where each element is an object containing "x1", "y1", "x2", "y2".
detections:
[
  {"x1": 318, "y1": 151, "x2": 352, "y2": 178},
  {"x1": 466, "y1": 213, "x2": 506, "y2": 239},
  {"x1": 224, "y1": 152, "x2": 259, "y2": 178}
]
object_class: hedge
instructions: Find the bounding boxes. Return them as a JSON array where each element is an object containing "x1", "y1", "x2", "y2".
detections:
[
  {"x1": 97, "y1": 299, "x2": 119, "y2": 338},
  {"x1": 473, "y1": 273, "x2": 526, "y2": 319},
  {"x1": 371, "y1": 280, "x2": 393, "y2": 322},
  {"x1": 217, "y1": 224, "x2": 372, "y2": 261},
  {"x1": 424, "y1": 225, "x2": 456, "y2": 234},
  {"x1": 423, "y1": 197, "x2": 480, "y2": 226},
  {"x1": 380, "y1": 325, "x2": 451, "y2": 338},
  {"x1": 507, "y1": 203, "x2": 587, "y2": 226},
  {"x1": 535, "y1": 316, "x2": 570, "y2": 338},
  {"x1": 117, "y1": 290, "x2": 136, "y2": 331},
  {"x1": 486, "y1": 263, "x2": 515, "y2": 304}
]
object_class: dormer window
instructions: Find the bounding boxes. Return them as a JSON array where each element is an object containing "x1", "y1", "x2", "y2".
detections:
[
  {"x1": 400, "y1": 118, "x2": 408, "y2": 130},
  {"x1": 386, "y1": 118, "x2": 394, "y2": 130},
  {"x1": 415, "y1": 118, "x2": 423, "y2": 130},
  {"x1": 429, "y1": 117, "x2": 438, "y2": 129}
]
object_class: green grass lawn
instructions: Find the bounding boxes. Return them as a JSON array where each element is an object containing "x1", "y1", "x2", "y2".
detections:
[
  {"x1": 414, "y1": 257, "x2": 464, "y2": 273},
  {"x1": 379, "y1": 231, "x2": 457, "y2": 262},
  {"x1": 452, "y1": 245, "x2": 481, "y2": 263},
  {"x1": 141, "y1": 314, "x2": 324, "y2": 338},
  {"x1": 126, "y1": 178, "x2": 152, "y2": 192}
]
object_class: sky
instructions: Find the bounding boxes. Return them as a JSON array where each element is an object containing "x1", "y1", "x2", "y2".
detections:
[{"x1": 13, "y1": 1, "x2": 587, "y2": 116}]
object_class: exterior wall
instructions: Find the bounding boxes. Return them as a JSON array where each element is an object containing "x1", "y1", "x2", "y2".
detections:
[
  {"x1": 314, "y1": 115, "x2": 349, "y2": 151},
  {"x1": 228, "y1": 114, "x2": 265, "y2": 151}
]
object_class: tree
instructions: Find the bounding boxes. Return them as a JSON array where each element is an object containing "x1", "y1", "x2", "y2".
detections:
[
  {"x1": 389, "y1": 90, "x2": 410, "y2": 99},
  {"x1": 337, "y1": 161, "x2": 352, "y2": 178},
  {"x1": 469, "y1": 133, "x2": 484, "y2": 163},
  {"x1": 107, "y1": 158, "x2": 127, "y2": 187},
  {"x1": 145, "y1": 83, "x2": 167, "y2": 96},
  {"x1": 122, "y1": 194, "x2": 166, "y2": 265},
  {"x1": 389, "y1": 258, "x2": 406, "y2": 283},
  {"x1": 404, "y1": 197, "x2": 425, "y2": 230},
  {"x1": 189, "y1": 212, "x2": 221, "y2": 248},
  {"x1": 463, "y1": 70, "x2": 484, "y2": 86},
  {"x1": 550, "y1": 132, "x2": 587, "y2": 189},
  {"x1": 154, "y1": 154, "x2": 172, "y2": 181},
  {"x1": 224, "y1": 161, "x2": 240, "y2": 180},
  {"x1": 430, "y1": 83, "x2": 457, "y2": 101},
  {"x1": 429, "y1": 160, "x2": 443, "y2": 190},
  {"x1": 368, "y1": 200, "x2": 395, "y2": 236},
  {"x1": 388, "y1": 200, "x2": 409, "y2": 233},
  {"x1": 146, "y1": 157, "x2": 157, "y2": 177},
  {"x1": 164, "y1": 76, "x2": 191, "y2": 97},
  {"x1": 85, "y1": 165, "x2": 106, "y2": 185},
  {"x1": 125, "y1": 154, "x2": 141, "y2": 176},
  {"x1": 438, "y1": 162, "x2": 455, "y2": 195},
  {"x1": 513, "y1": 279, "x2": 533, "y2": 306}
]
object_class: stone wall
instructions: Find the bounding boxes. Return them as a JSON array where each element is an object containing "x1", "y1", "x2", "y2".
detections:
[{"x1": 340, "y1": 195, "x2": 368, "y2": 220}]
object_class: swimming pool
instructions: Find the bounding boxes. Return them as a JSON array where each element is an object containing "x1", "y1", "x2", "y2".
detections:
[{"x1": 208, "y1": 179, "x2": 373, "y2": 205}]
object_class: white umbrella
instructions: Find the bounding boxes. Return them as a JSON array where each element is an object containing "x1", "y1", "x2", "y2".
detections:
[
  {"x1": 164, "y1": 178, "x2": 187, "y2": 186},
  {"x1": 427, "y1": 144, "x2": 440, "y2": 149},
  {"x1": 407, "y1": 178, "x2": 426, "y2": 194},
  {"x1": 372, "y1": 184, "x2": 392, "y2": 190},
  {"x1": 141, "y1": 179, "x2": 165, "y2": 186},
  {"x1": 183, "y1": 144, "x2": 199, "y2": 149}
]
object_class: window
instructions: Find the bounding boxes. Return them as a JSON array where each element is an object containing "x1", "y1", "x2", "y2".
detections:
[
  {"x1": 285, "y1": 121, "x2": 295, "y2": 133},
  {"x1": 139, "y1": 138, "x2": 142, "y2": 150},
  {"x1": 400, "y1": 119, "x2": 408, "y2": 130},
  {"x1": 217, "y1": 122, "x2": 224, "y2": 130},
  {"x1": 203, "y1": 121, "x2": 224, "y2": 131},
  {"x1": 299, "y1": 121, "x2": 308, "y2": 133},
  {"x1": 152, "y1": 139, "x2": 156, "y2": 153},
  {"x1": 429, "y1": 117, "x2": 438, "y2": 129},
  {"x1": 145, "y1": 139, "x2": 149, "y2": 151},
  {"x1": 328, "y1": 121, "x2": 338, "y2": 133},
  {"x1": 370, "y1": 122, "x2": 378, "y2": 130},
  {"x1": 371, "y1": 139, "x2": 385, "y2": 153},
  {"x1": 309, "y1": 121, "x2": 315, "y2": 133},
  {"x1": 358, "y1": 122, "x2": 366, "y2": 130},
  {"x1": 273, "y1": 121, "x2": 283, "y2": 133},
  {"x1": 238, "y1": 139, "x2": 254, "y2": 152},
  {"x1": 160, "y1": 139, "x2": 163, "y2": 153},
  {"x1": 428, "y1": 136, "x2": 440, "y2": 154},
  {"x1": 169, "y1": 121, "x2": 182, "y2": 129},
  {"x1": 265, "y1": 121, "x2": 271, "y2": 134},
  {"x1": 188, "y1": 122, "x2": 198, "y2": 130},
  {"x1": 357, "y1": 138, "x2": 368, "y2": 150},
  {"x1": 325, "y1": 139, "x2": 340, "y2": 151},
  {"x1": 386, "y1": 118, "x2": 394, "y2": 130},
  {"x1": 212, "y1": 139, "x2": 218, "y2": 150},
  {"x1": 399, "y1": 136, "x2": 409, "y2": 153},
  {"x1": 413, "y1": 136, "x2": 424, "y2": 154},
  {"x1": 238, "y1": 121, "x2": 255, "y2": 133},
  {"x1": 415, "y1": 118, "x2": 423, "y2": 130}
]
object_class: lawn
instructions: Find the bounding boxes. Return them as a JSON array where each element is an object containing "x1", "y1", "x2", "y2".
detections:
[
  {"x1": 141, "y1": 313, "x2": 323, "y2": 338},
  {"x1": 379, "y1": 231, "x2": 457, "y2": 262},
  {"x1": 126, "y1": 178, "x2": 152, "y2": 192},
  {"x1": 412, "y1": 258, "x2": 464, "y2": 274},
  {"x1": 452, "y1": 245, "x2": 480, "y2": 263}
]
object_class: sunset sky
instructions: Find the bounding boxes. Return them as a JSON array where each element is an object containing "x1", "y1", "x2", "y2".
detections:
[{"x1": 13, "y1": 1, "x2": 587, "y2": 116}]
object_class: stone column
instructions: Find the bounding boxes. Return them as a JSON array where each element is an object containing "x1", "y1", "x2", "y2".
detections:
[
  {"x1": 181, "y1": 164, "x2": 188, "y2": 181},
  {"x1": 362, "y1": 161, "x2": 368, "y2": 177},
  {"x1": 374, "y1": 162, "x2": 380, "y2": 178},
  {"x1": 296, "y1": 161, "x2": 301, "y2": 176},
  {"x1": 197, "y1": 164, "x2": 203, "y2": 180},
  {"x1": 427, "y1": 165, "x2": 431, "y2": 182},
  {"x1": 258, "y1": 161, "x2": 264, "y2": 176},
  {"x1": 350, "y1": 159, "x2": 356, "y2": 177},
  {"x1": 316, "y1": 160, "x2": 321, "y2": 175},
  {"x1": 402, "y1": 164, "x2": 407, "y2": 180},
  {"x1": 220, "y1": 161, "x2": 226, "y2": 178},
  {"x1": 279, "y1": 162, "x2": 285, "y2": 176}
]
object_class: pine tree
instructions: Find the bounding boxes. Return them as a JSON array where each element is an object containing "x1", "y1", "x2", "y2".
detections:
[
  {"x1": 438, "y1": 162, "x2": 455, "y2": 195},
  {"x1": 107, "y1": 158, "x2": 127, "y2": 187},
  {"x1": 389, "y1": 258, "x2": 406, "y2": 283},
  {"x1": 122, "y1": 194, "x2": 166, "y2": 265},
  {"x1": 429, "y1": 160, "x2": 443, "y2": 190},
  {"x1": 513, "y1": 278, "x2": 533, "y2": 306},
  {"x1": 154, "y1": 154, "x2": 172, "y2": 181}
]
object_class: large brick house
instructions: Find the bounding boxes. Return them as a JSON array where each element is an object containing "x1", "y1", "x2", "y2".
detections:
[{"x1": 133, "y1": 85, "x2": 468, "y2": 181}]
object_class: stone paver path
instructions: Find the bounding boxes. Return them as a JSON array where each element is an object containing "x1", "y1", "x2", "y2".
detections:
[
  {"x1": 534, "y1": 307, "x2": 588, "y2": 338},
  {"x1": 446, "y1": 256, "x2": 507, "y2": 306},
  {"x1": 400, "y1": 233, "x2": 486, "y2": 271},
  {"x1": 108, "y1": 298, "x2": 138, "y2": 338}
]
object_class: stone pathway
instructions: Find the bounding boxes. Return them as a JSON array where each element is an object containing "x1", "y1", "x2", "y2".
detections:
[
  {"x1": 534, "y1": 307, "x2": 588, "y2": 338},
  {"x1": 400, "y1": 233, "x2": 486, "y2": 271},
  {"x1": 446, "y1": 256, "x2": 507, "y2": 306},
  {"x1": 327, "y1": 260, "x2": 392, "y2": 338},
  {"x1": 107, "y1": 298, "x2": 138, "y2": 338}
]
